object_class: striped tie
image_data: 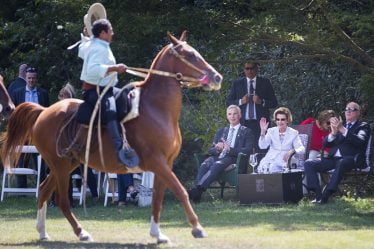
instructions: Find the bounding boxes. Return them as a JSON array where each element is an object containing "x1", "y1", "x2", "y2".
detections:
[{"x1": 219, "y1": 128, "x2": 235, "y2": 158}]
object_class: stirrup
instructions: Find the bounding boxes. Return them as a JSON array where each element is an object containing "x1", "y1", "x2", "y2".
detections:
[{"x1": 118, "y1": 148, "x2": 140, "y2": 168}]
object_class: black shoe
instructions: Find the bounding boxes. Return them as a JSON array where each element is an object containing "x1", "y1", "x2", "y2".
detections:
[
  {"x1": 321, "y1": 189, "x2": 333, "y2": 204},
  {"x1": 117, "y1": 147, "x2": 139, "y2": 167},
  {"x1": 188, "y1": 187, "x2": 203, "y2": 203}
]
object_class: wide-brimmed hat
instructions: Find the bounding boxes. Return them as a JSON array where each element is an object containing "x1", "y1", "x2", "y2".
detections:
[{"x1": 84, "y1": 3, "x2": 107, "y2": 36}]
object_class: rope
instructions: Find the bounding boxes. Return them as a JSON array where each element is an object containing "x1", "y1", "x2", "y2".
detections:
[{"x1": 82, "y1": 75, "x2": 115, "y2": 214}]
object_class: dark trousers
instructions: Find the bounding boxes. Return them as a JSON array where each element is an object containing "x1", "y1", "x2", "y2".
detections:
[
  {"x1": 242, "y1": 119, "x2": 260, "y2": 152},
  {"x1": 16, "y1": 153, "x2": 47, "y2": 188},
  {"x1": 304, "y1": 157, "x2": 356, "y2": 193},
  {"x1": 195, "y1": 156, "x2": 235, "y2": 189},
  {"x1": 117, "y1": 174, "x2": 134, "y2": 202},
  {"x1": 68, "y1": 165, "x2": 98, "y2": 203}
]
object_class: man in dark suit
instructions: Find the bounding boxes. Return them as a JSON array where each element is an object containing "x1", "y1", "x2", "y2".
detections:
[
  {"x1": 304, "y1": 102, "x2": 371, "y2": 204},
  {"x1": 10, "y1": 67, "x2": 49, "y2": 188},
  {"x1": 227, "y1": 62, "x2": 277, "y2": 151},
  {"x1": 7, "y1": 63, "x2": 28, "y2": 97},
  {"x1": 11, "y1": 67, "x2": 49, "y2": 107},
  {"x1": 188, "y1": 105, "x2": 254, "y2": 203}
]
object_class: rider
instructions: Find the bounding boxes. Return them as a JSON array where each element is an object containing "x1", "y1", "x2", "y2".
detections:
[{"x1": 78, "y1": 18, "x2": 139, "y2": 167}]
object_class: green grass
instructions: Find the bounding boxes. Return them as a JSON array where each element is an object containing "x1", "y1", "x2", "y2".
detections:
[{"x1": 1, "y1": 191, "x2": 374, "y2": 249}]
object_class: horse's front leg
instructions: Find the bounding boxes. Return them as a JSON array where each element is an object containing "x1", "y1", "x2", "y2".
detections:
[
  {"x1": 153, "y1": 165, "x2": 207, "y2": 240},
  {"x1": 150, "y1": 175, "x2": 170, "y2": 244}
]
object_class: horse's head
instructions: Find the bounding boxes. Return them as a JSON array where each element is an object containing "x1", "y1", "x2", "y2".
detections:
[
  {"x1": 165, "y1": 31, "x2": 222, "y2": 91},
  {"x1": 0, "y1": 76, "x2": 15, "y2": 120}
]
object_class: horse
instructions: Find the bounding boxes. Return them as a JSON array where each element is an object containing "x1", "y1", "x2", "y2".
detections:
[
  {"x1": 0, "y1": 75, "x2": 15, "y2": 120},
  {"x1": 2, "y1": 31, "x2": 222, "y2": 244}
]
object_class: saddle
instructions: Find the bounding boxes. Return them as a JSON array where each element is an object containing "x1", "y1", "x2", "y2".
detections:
[
  {"x1": 75, "y1": 83, "x2": 141, "y2": 125},
  {"x1": 57, "y1": 83, "x2": 141, "y2": 159}
]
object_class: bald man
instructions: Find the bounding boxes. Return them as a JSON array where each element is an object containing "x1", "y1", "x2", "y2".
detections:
[
  {"x1": 304, "y1": 102, "x2": 371, "y2": 204},
  {"x1": 7, "y1": 63, "x2": 28, "y2": 96}
]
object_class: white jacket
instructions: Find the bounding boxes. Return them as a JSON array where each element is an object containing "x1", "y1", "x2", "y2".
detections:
[{"x1": 258, "y1": 126, "x2": 305, "y2": 173}]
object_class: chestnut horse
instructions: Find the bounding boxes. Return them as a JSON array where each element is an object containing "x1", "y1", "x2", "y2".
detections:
[
  {"x1": 0, "y1": 75, "x2": 15, "y2": 119},
  {"x1": 2, "y1": 32, "x2": 222, "y2": 243}
]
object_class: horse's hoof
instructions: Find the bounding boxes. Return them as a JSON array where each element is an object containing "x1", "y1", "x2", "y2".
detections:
[
  {"x1": 79, "y1": 229, "x2": 93, "y2": 242},
  {"x1": 192, "y1": 228, "x2": 207, "y2": 238},
  {"x1": 156, "y1": 233, "x2": 171, "y2": 244},
  {"x1": 39, "y1": 234, "x2": 50, "y2": 241}
]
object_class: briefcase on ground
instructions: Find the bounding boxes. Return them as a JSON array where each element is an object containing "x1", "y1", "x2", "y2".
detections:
[{"x1": 239, "y1": 171, "x2": 303, "y2": 204}]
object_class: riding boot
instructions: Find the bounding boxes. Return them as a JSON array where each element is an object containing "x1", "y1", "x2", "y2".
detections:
[{"x1": 106, "y1": 120, "x2": 139, "y2": 168}]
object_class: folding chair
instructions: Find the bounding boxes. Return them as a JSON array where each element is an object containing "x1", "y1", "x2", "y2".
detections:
[
  {"x1": 1, "y1": 145, "x2": 42, "y2": 201},
  {"x1": 103, "y1": 173, "x2": 118, "y2": 207}
]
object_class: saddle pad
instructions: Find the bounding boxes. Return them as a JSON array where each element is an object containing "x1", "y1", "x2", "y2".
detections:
[{"x1": 121, "y1": 87, "x2": 141, "y2": 123}]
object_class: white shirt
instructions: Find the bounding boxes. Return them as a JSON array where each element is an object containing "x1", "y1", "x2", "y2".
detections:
[
  {"x1": 228, "y1": 123, "x2": 241, "y2": 148},
  {"x1": 328, "y1": 121, "x2": 356, "y2": 157},
  {"x1": 79, "y1": 37, "x2": 118, "y2": 87}
]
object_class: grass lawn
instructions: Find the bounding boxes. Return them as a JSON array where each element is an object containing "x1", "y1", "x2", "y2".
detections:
[{"x1": 0, "y1": 190, "x2": 374, "y2": 249}]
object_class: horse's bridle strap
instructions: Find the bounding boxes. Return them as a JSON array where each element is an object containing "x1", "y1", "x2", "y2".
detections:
[{"x1": 125, "y1": 43, "x2": 204, "y2": 87}]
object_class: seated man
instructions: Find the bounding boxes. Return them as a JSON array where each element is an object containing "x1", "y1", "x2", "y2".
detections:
[
  {"x1": 188, "y1": 105, "x2": 254, "y2": 203},
  {"x1": 304, "y1": 102, "x2": 370, "y2": 204}
]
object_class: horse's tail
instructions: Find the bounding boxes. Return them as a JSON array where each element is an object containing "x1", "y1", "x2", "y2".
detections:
[{"x1": 1, "y1": 102, "x2": 45, "y2": 168}]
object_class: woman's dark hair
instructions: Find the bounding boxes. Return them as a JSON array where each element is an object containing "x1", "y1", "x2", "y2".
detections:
[
  {"x1": 317, "y1": 110, "x2": 336, "y2": 124},
  {"x1": 92, "y1": 19, "x2": 111, "y2": 37}
]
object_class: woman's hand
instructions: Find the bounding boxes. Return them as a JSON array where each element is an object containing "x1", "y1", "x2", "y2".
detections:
[
  {"x1": 283, "y1": 150, "x2": 294, "y2": 162},
  {"x1": 259, "y1": 117, "x2": 269, "y2": 135}
]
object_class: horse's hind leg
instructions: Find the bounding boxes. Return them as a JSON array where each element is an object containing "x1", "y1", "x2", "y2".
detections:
[
  {"x1": 36, "y1": 175, "x2": 56, "y2": 240},
  {"x1": 152, "y1": 165, "x2": 206, "y2": 240},
  {"x1": 52, "y1": 160, "x2": 93, "y2": 241}
]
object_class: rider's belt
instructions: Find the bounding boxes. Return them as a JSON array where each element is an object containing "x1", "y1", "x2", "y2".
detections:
[{"x1": 82, "y1": 82, "x2": 96, "y2": 90}]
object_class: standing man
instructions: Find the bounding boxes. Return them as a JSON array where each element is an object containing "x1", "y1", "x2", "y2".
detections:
[
  {"x1": 7, "y1": 63, "x2": 28, "y2": 97},
  {"x1": 10, "y1": 67, "x2": 49, "y2": 188},
  {"x1": 78, "y1": 18, "x2": 139, "y2": 167},
  {"x1": 11, "y1": 67, "x2": 49, "y2": 107},
  {"x1": 227, "y1": 62, "x2": 277, "y2": 150},
  {"x1": 304, "y1": 102, "x2": 370, "y2": 204},
  {"x1": 188, "y1": 105, "x2": 254, "y2": 203}
]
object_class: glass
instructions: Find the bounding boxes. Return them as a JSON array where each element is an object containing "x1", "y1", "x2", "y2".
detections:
[
  {"x1": 248, "y1": 154, "x2": 257, "y2": 173},
  {"x1": 245, "y1": 67, "x2": 255, "y2": 70}
]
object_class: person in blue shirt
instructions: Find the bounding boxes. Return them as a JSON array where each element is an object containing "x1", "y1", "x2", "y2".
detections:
[{"x1": 78, "y1": 19, "x2": 139, "y2": 167}]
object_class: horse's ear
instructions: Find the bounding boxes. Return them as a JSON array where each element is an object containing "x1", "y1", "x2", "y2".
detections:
[
  {"x1": 179, "y1": 30, "x2": 188, "y2": 42},
  {"x1": 167, "y1": 31, "x2": 179, "y2": 45}
]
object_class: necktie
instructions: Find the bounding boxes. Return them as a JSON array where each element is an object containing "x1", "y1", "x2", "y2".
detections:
[
  {"x1": 248, "y1": 80, "x2": 255, "y2": 119},
  {"x1": 346, "y1": 123, "x2": 352, "y2": 129},
  {"x1": 219, "y1": 128, "x2": 235, "y2": 158}
]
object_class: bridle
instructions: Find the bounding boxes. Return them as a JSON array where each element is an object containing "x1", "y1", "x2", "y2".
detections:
[{"x1": 126, "y1": 42, "x2": 207, "y2": 88}]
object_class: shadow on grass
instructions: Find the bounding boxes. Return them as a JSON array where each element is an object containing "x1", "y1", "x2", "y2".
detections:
[
  {"x1": 2, "y1": 191, "x2": 374, "y2": 232},
  {"x1": 0, "y1": 241, "x2": 157, "y2": 249}
]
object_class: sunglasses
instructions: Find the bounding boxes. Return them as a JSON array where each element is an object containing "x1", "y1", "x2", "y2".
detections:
[
  {"x1": 245, "y1": 67, "x2": 255, "y2": 70},
  {"x1": 276, "y1": 118, "x2": 286, "y2": 121},
  {"x1": 345, "y1": 108, "x2": 358, "y2": 113}
]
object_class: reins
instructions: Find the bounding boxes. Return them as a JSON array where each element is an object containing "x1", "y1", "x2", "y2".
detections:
[
  {"x1": 125, "y1": 44, "x2": 205, "y2": 88},
  {"x1": 80, "y1": 42, "x2": 205, "y2": 212}
]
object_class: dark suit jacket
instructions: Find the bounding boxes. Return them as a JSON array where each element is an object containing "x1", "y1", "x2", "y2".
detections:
[
  {"x1": 208, "y1": 125, "x2": 254, "y2": 160},
  {"x1": 11, "y1": 86, "x2": 50, "y2": 107},
  {"x1": 324, "y1": 121, "x2": 370, "y2": 167},
  {"x1": 7, "y1": 77, "x2": 26, "y2": 96},
  {"x1": 227, "y1": 76, "x2": 277, "y2": 122}
]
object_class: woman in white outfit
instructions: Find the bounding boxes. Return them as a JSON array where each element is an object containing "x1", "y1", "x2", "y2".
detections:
[{"x1": 258, "y1": 107, "x2": 305, "y2": 173}]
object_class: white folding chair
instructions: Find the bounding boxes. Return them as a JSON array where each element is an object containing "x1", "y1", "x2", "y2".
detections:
[
  {"x1": 1, "y1": 145, "x2": 41, "y2": 201},
  {"x1": 103, "y1": 173, "x2": 118, "y2": 207}
]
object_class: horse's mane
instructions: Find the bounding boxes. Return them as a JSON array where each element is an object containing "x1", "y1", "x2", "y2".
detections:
[{"x1": 134, "y1": 44, "x2": 171, "y2": 87}]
